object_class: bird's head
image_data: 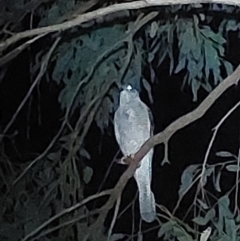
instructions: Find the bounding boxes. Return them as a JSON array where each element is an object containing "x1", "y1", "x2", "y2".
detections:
[{"x1": 119, "y1": 85, "x2": 140, "y2": 105}]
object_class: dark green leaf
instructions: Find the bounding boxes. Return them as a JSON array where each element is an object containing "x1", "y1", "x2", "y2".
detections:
[
  {"x1": 226, "y1": 20, "x2": 240, "y2": 31},
  {"x1": 158, "y1": 220, "x2": 175, "y2": 238},
  {"x1": 213, "y1": 171, "x2": 221, "y2": 192},
  {"x1": 193, "y1": 209, "x2": 215, "y2": 225},
  {"x1": 142, "y1": 78, "x2": 153, "y2": 103},
  {"x1": 175, "y1": 57, "x2": 186, "y2": 73},
  {"x1": 218, "y1": 196, "x2": 233, "y2": 219},
  {"x1": 216, "y1": 151, "x2": 236, "y2": 158},
  {"x1": 83, "y1": 166, "x2": 93, "y2": 184},
  {"x1": 201, "y1": 82, "x2": 212, "y2": 92},
  {"x1": 149, "y1": 21, "x2": 159, "y2": 38},
  {"x1": 192, "y1": 216, "x2": 208, "y2": 225},
  {"x1": 191, "y1": 78, "x2": 201, "y2": 102},
  {"x1": 225, "y1": 218, "x2": 236, "y2": 237},
  {"x1": 202, "y1": 166, "x2": 214, "y2": 187},
  {"x1": 222, "y1": 60, "x2": 233, "y2": 76},
  {"x1": 110, "y1": 233, "x2": 125, "y2": 241},
  {"x1": 226, "y1": 165, "x2": 240, "y2": 172},
  {"x1": 80, "y1": 148, "x2": 91, "y2": 160},
  {"x1": 157, "y1": 44, "x2": 168, "y2": 67},
  {"x1": 179, "y1": 164, "x2": 200, "y2": 199},
  {"x1": 201, "y1": 29, "x2": 226, "y2": 44},
  {"x1": 197, "y1": 199, "x2": 209, "y2": 209}
]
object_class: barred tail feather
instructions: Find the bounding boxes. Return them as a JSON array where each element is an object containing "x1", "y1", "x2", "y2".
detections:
[
  {"x1": 139, "y1": 186, "x2": 156, "y2": 222},
  {"x1": 134, "y1": 153, "x2": 156, "y2": 222}
]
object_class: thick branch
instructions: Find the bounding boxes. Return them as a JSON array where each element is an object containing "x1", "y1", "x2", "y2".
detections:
[
  {"x1": 1, "y1": 0, "x2": 240, "y2": 52},
  {"x1": 134, "y1": 64, "x2": 240, "y2": 163}
]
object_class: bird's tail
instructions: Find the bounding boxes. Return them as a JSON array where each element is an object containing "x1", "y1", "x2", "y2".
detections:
[{"x1": 134, "y1": 153, "x2": 156, "y2": 222}]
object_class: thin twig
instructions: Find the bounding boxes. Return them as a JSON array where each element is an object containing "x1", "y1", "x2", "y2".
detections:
[
  {"x1": 21, "y1": 190, "x2": 112, "y2": 241},
  {"x1": 2, "y1": 37, "x2": 61, "y2": 135},
  {"x1": 0, "y1": 34, "x2": 47, "y2": 67},
  {"x1": 107, "y1": 195, "x2": 122, "y2": 241},
  {"x1": 199, "y1": 101, "x2": 240, "y2": 187},
  {"x1": 32, "y1": 209, "x2": 100, "y2": 241},
  {"x1": 234, "y1": 147, "x2": 240, "y2": 215}
]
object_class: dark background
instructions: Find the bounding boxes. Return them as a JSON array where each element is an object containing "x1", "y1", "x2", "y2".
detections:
[{"x1": 0, "y1": 14, "x2": 240, "y2": 241}]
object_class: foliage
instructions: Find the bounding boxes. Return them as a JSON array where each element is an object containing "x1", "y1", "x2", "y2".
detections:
[
  {"x1": 179, "y1": 150, "x2": 239, "y2": 197},
  {"x1": 47, "y1": 3, "x2": 236, "y2": 140},
  {"x1": 0, "y1": 139, "x2": 94, "y2": 241},
  {"x1": 146, "y1": 15, "x2": 234, "y2": 101},
  {"x1": 37, "y1": 0, "x2": 76, "y2": 26},
  {"x1": 51, "y1": 24, "x2": 146, "y2": 133},
  {"x1": 0, "y1": 1, "x2": 240, "y2": 241},
  {"x1": 156, "y1": 149, "x2": 240, "y2": 241}
]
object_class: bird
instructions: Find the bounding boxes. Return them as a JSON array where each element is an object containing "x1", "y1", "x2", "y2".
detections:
[{"x1": 114, "y1": 85, "x2": 156, "y2": 222}]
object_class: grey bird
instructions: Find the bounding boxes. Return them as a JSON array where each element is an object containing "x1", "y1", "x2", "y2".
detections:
[{"x1": 114, "y1": 85, "x2": 156, "y2": 222}]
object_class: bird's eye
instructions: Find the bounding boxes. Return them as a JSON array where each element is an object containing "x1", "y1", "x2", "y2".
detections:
[{"x1": 126, "y1": 85, "x2": 132, "y2": 91}]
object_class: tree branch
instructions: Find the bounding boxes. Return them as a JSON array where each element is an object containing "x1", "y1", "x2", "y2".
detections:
[
  {"x1": 0, "y1": 34, "x2": 47, "y2": 68},
  {"x1": 1, "y1": 0, "x2": 240, "y2": 53},
  {"x1": 135, "y1": 63, "x2": 240, "y2": 164}
]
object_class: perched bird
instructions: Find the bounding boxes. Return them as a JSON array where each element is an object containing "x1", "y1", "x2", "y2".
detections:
[{"x1": 114, "y1": 85, "x2": 156, "y2": 222}]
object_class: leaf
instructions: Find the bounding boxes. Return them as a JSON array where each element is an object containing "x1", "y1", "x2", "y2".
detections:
[
  {"x1": 192, "y1": 43, "x2": 202, "y2": 60},
  {"x1": 83, "y1": 166, "x2": 93, "y2": 184},
  {"x1": 218, "y1": 196, "x2": 233, "y2": 219},
  {"x1": 192, "y1": 209, "x2": 215, "y2": 226},
  {"x1": 226, "y1": 20, "x2": 239, "y2": 31},
  {"x1": 172, "y1": 225, "x2": 194, "y2": 241},
  {"x1": 191, "y1": 78, "x2": 201, "y2": 102},
  {"x1": 179, "y1": 164, "x2": 200, "y2": 199},
  {"x1": 201, "y1": 166, "x2": 215, "y2": 187},
  {"x1": 47, "y1": 152, "x2": 60, "y2": 161},
  {"x1": 201, "y1": 29, "x2": 226, "y2": 45},
  {"x1": 213, "y1": 171, "x2": 221, "y2": 192},
  {"x1": 80, "y1": 148, "x2": 91, "y2": 160},
  {"x1": 157, "y1": 44, "x2": 168, "y2": 67},
  {"x1": 204, "y1": 40, "x2": 218, "y2": 76},
  {"x1": 213, "y1": 64, "x2": 221, "y2": 85},
  {"x1": 201, "y1": 82, "x2": 212, "y2": 92},
  {"x1": 110, "y1": 233, "x2": 125, "y2": 241},
  {"x1": 175, "y1": 57, "x2": 186, "y2": 73},
  {"x1": 168, "y1": 47, "x2": 174, "y2": 75},
  {"x1": 197, "y1": 199, "x2": 209, "y2": 209},
  {"x1": 236, "y1": 215, "x2": 240, "y2": 222},
  {"x1": 216, "y1": 151, "x2": 235, "y2": 158},
  {"x1": 226, "y1": 165, "x2": 240, "y2": 172},
  {"x1": 142, "y1": 78, "x2": 153, "y2": 103},
  {"x1": 180, "y1": 27, "x2": 194, "y2": 55},
  {"x1": 187, "y1": 58, "x2": 198, "y2": 79},
  {"x1": 205, "y1": 208, "x2": 215, "y2": 222},
  {"x1": 225, "y1": 218, "x2": 237, "y2": 238},
  {"x1": 222, "y1": 60, "x2": 233, "y2": 76},
  {"x1": 149, "y1": 21, "x2": 159, "y2": 38},
  {"x1": 218, "y1": 234, "x2": 231, "y2": 241},
  {"x1": 158, "y1": 220, "x2": 174, "y2": 238},
  {"x1": 193, "y1": 3, "x2": 203, "y2": 8},
  {"x1": 192, "y1": 216, "x2": 208, "y2": 226},
  {"x1": 95, "y1": 96, "x2": 113, "y2": 133},
  {"x1": 149, "y1": 41, "x2": 160, "y2": 62}
]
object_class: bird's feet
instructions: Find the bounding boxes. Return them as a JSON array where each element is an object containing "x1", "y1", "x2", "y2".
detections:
[{"x1": 118, "y1": 154, "x2": 141, "y2": 167}]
